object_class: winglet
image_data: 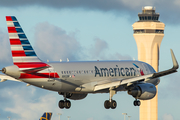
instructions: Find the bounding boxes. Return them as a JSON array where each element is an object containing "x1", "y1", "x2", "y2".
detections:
[
  {"x1": 170, "y1": 49, "x2": 179, "y2": 69},
  {"x1": 152, "y1": 49, "x2": 179, "y2": 78}
]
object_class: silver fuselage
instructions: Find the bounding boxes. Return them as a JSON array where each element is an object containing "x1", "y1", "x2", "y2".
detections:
[{"x1": 20, "y1": 60, "x2": 157, "y2": 93}]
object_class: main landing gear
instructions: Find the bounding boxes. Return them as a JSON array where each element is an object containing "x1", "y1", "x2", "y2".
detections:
[
  {"x1": 104, "y1": 88, "x2": 117, "y2": 109},
  {"x1": 104, "y1": 100, "x2": 117, "y2": 109},
  {"x1": 58, "y1": 93, "x2": 71, "y2": 109}
]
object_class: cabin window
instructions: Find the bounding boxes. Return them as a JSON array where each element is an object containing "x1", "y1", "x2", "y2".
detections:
[{"x1": 145, "y1": 16, "x2": 147, "y2": 20}]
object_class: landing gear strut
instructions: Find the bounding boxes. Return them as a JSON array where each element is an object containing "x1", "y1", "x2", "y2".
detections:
[
  {"x1": 58, "y1": 93, "x2": 71, "y2": 109},
  {"x1": 133, "y1": 99, "x2": 141, "y2": 106},
  {"x1": 104, "y1": 88, "x2": 117, "y2": 109}
]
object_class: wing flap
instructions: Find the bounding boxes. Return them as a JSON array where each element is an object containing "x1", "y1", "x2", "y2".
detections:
[{"x1": 94, "y1": 74, "x2": 153, "y2": 91}]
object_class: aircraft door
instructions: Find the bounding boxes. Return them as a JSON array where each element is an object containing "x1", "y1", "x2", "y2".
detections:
[{"x1": 48, "y1": 67, "x2": 55, "y2": 82}]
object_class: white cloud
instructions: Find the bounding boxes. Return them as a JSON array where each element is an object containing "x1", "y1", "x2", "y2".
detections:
[
  {"x1": 34, "y1": 22, "x2": 83, "y2": 61},
  {"x1": 162, "y1": 114, "x2": 174, "y2": 120},
  {"x1": 120, "y1": 0, "x2": 156, "y2": 10},
  {"x1": 2, "y1": 86, "x2": 60, "y2": 120},
  {"x1": 0, "y1": 29, "x2": 13, "y2": 67},
  {"x1": 89, "y1": 37, "x2": 132, "y2": 60},
  {"x1": 89, "y1": 38, "x2": 108, "y2": 58},
  {"x1": 87, "y1": 117, "x2": 94, "y2": 120}
]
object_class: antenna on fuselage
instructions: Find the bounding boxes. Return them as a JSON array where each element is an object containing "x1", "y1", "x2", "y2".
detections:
[{"x1": 67, "y1": 58, "x2": 69, "y2": 62}]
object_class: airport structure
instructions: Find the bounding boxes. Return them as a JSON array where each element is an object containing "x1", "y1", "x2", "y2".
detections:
[{"x1": 132, "y1": 6, "x2": 165, "y2": 120}]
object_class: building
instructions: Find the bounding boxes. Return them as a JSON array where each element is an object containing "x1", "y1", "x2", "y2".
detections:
[{"x1": 132, "y1": 6, "x2": 165, "y2": 120}]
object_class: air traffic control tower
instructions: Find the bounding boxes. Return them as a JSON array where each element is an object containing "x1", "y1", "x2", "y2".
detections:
[{"x1": 132, "y1": 6, "x2": 165, "y2": 120}]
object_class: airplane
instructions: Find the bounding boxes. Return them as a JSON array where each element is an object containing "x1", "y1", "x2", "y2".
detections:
[
  {"x1": 39, "y1": 112, "x2": 52, "y2": 120},
  {"x1": 0, "y1": 16, "x2": 179, "y2": 109}
]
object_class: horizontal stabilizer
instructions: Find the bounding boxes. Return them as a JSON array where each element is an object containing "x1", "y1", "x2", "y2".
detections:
[{"x1": 0, "y1": 74, "x2": 20, "y2": 82}]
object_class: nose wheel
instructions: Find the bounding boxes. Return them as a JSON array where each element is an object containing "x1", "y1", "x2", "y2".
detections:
[{"x1": 133, "y1": 99, "x2": 141, "y2": 106}]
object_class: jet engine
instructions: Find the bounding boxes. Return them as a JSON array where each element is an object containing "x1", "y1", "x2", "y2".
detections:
[
  {"x1": 128, "y1": 83, "x2": 156, "y2": 100},
  {"x1": 59, "y1": 92, "x2": 88, "y2": 100},
  {"x1": 2, "y1": 65, "x2": 20, "y2": 79}
]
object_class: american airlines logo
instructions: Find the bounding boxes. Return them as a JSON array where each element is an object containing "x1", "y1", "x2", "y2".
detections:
[{"x1": 94, "y1": 65, "x2": 136, "y2": 77}]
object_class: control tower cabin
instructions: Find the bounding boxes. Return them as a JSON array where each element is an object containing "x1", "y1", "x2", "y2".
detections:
[{"x1": 132, "y1": 6, "x2": 165, "y2": 120}]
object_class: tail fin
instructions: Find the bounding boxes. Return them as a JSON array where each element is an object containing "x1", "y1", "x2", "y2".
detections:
[
  {"x1": 39, "y1": 112, "x2": 52, "y2": 120},
  {"x1": 6, "y1": 16, "x2": 42, "y2": 65}
]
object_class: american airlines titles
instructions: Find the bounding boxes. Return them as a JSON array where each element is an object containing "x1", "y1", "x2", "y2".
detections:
[{"x1": 94, "y1": 66, "x2": 136, "y2": 77}]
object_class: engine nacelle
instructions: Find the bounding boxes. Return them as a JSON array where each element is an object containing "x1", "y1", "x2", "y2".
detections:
[
  {"x1": 128, "y1": 83, "x2": 156, "y2": 100},
  {"x1": 2, "y1": 65, "x2": 20, "y2": 79},
  {"x1": 59, "y1": 92, "x2": 88, "y2": 100}
]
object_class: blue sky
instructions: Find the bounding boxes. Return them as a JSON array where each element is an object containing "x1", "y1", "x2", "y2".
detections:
[{"x1": 0, "y1": 0, "x2": 180, "y2": 120}]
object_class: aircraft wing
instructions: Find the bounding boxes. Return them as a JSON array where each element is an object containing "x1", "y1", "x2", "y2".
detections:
[
  {"x1": 0, "y1": 74, "x2": 20, "y2": 82},
  {"x1": 94, "y1": 74, "x2": 153, "y2": 91},
  {"x1": 94, "y1": 49, "x2": 178, "y2": 92}
]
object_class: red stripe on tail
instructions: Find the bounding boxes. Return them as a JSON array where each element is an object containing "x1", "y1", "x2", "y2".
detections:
[
  {"x1": 10, "y1": 39, "x2": 22, "y2": 45},
  {"x1": 8, "y1": 27, "x2": 17, "y2": 33},
  {"x1": 12, "y1": 51, "x2": 26, "y2": 57},
  {"x1": 6, "y1": 16, "x2": 13, "y2": 21}
]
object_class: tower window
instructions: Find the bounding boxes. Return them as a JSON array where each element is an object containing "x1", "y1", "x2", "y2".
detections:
[{"x1": 148, "y1": 16, "x2": 151, "y2": 20}]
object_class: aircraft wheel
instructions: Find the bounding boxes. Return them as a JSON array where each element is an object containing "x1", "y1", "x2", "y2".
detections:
[
  {"x1": 137, "y1": 100, "x2": 141, "y2": 106},
  {"x1": 59, "y1": 100, "x2": 65, "y2": 109},
  {"x1": 133, "y1": 100, "x2": 141, "y2": 106},
  {"x1": 65, "y1": 100, "x2": 71, "y2": 109},
  {"x1": 104, "y1": 100, "x2": 110, "y2": 109},
  {"x1": 110, "y1": 100, "x2": 117, "y2": 109},
  {"x1": 133, "y1": 100, "x2": 137, "y2": 106}
]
